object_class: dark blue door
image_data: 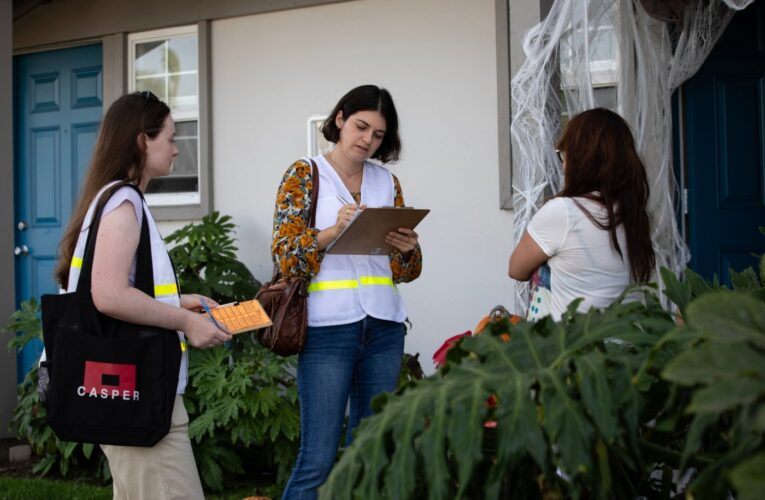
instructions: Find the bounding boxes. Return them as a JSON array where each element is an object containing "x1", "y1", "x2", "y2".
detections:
[
  {"x1": 683, "y1": 0, "x2": 765, "y2": 285},
  {"x1": 14, "y1": 44, "x2": 103, "y2": 382}
]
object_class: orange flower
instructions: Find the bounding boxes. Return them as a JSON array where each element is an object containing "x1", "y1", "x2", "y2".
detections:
[
  {"x1": 278, "y1": 222, "x2": 301, "y2": 237},
  {"x1": 282, "y1": 176, "x2": 302, "y2": 195},
  {"x1": 299, "y1": 234, "x2": 314, "y2": 247}
]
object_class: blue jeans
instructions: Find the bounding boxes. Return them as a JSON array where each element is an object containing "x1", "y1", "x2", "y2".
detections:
[{"x1": 281, "y1": 316, "x2": 405, "y2": 500}]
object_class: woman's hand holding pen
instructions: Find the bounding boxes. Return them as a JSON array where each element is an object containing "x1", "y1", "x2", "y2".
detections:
[
  {"x1": 334, "y1": 195, "x2": 366, "y2": 233},
  {"x1": 180, "y1": 294, "x2": 231, "y2": 349},
  {"x1": 180, "y1": 293, "x2": 219, "y2": 313},
  {"x1": 386, "y1": 228, "x2": 419, "y2": 255}
]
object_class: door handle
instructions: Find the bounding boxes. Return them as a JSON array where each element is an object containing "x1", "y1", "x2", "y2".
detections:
[
  {"x1": 17, "y1": 221, "x2": 29, "y2": 231},
  {"x1": 14, "y1": 245, "x2": 30, "y2": 256}
]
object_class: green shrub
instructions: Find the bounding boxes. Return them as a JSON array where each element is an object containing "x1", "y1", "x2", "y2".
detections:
[
  {"x1": 322, "y1": 262, "x2": 765, "y2": 499},
  {"x1": 164, "y1": 211, "x2": 300, "y2": 493}
]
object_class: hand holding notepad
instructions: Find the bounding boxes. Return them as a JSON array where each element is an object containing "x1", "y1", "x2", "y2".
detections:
[{"x1": 202, "y1": 299, "x2": 273, "y2": 334}]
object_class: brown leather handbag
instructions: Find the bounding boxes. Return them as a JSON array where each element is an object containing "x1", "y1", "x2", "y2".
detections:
[{"x1": 256, "y1": 159, "x2": 319, "y2": 356}]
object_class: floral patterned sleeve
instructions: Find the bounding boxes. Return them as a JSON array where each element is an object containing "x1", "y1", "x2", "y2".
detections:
[
  {"x1": 271, "y1": 160, "x2": 324, "y2": 278},
  {"x1": 390, "y1": 174, "x2": 423, "y2": 283}
]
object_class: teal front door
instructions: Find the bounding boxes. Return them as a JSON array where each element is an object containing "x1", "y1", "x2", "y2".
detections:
[
  {"x1": 14, "y1": 44, "x2": 103, "y2": 382},
  {"x1": 683, "y1": 0, "x2": 765, "y2": 284}
]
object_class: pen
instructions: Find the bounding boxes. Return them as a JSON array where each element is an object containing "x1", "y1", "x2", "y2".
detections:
[
  {"x1": 199, "y1": 297, "x2": 224, "y2": 330},
  {"x1": 336, "y1": 195, "x2": 354, "y2": 206}
]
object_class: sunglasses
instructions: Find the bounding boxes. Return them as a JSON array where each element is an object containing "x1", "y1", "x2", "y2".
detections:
[{"x1": 138, "y1": 90, "x2": 159, "y2": 102}]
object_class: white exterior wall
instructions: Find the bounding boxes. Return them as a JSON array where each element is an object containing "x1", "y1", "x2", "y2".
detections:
[{"x1": 210, "y1": 0, "x2": 515, "y2": 373}]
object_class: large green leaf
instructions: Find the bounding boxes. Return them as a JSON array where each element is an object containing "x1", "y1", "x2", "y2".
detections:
[
  {"x1": 685, "y1": 293, "x2": 765, "y2": 348},
  {"x1": 662, "y1": 342, "x2": 765, "y2": 386},
  {"x1": 687, "y1": 377, "x2": 764, "y2": 414},
  {"x1": 322, "y1": 295, "x2": 675, "y2": 499},
  {"x1": 729, "y1": 452, "x2": 765, "y2": 500}
]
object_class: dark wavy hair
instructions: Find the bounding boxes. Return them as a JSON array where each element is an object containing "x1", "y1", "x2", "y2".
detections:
[
  {"x1": 54, "y1": 91, "x2": 171, "y2": 287},
  {"x1": 321, "y1": 85, "x2": 401, "y2": 163},
  {"x1": 556, "y1": 108, "x2": 655, "y2": 283}
]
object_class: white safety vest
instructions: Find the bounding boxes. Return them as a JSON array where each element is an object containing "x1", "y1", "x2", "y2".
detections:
[
  {"x1": 67, "y1": 181, "x2": 188, "y2": 394},
  {"x1": 308, "y1": 156, "x2": 407, "y2": 327}
]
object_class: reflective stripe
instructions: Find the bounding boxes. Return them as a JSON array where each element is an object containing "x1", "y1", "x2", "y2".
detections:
[
  {"x1": 71, "y1": 256, "x2": 82, "y2": 269},
  {"x1": 154, "y1": 283, "x2": 178, "y2": 296},
  {"x1": 308, "y1": 276, "x2": 395, "y2": 293},
  {"x1": 359, "y1": 276, "x2": 395, "y2": 287},
  {"x1": 308, "y1": 279, "x2": 359, "y2": 293},
  {"x1": 180, "y1": 341, "x2": 187, "y2": 352}
]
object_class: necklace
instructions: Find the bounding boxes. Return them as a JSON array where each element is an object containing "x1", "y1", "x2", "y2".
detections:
[
  {"x1": 327, "y1": 151, "x2": 362, "y2": 179},
  {"x1": 326, "y1": 152, "x2": 363, "y2": 199}
]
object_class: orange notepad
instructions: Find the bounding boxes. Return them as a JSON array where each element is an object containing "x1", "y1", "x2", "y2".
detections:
[{"x1": 209, "y1": 299, "x2": 272, "y2": 334}]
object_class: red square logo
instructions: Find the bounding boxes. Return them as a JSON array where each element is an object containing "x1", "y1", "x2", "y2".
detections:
[{"x1": 83, "y1": 361, "x2": 136, "y2": 394}]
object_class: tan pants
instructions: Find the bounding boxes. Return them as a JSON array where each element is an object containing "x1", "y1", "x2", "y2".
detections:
[{"x1": 101, "y1": 395, "x2": 204, "y2": 500}]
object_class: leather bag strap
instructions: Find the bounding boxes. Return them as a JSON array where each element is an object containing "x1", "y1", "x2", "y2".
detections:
[
  {"x1": 270, "y1": 159, "x2": 320, "y2": 282},
  {"x1": 308, "y1": 158, "x2": 320, "y2": 228}
]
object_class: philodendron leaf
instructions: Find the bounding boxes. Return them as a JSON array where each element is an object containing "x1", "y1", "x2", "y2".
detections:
[
  {"x1": 661, "y1": 267, "x2": 692, "y2": 311},
  {"x1": 731, "y1": 267, "x2": 761, "y2": 292},
  {"x1": 687, "y1": 377, "x2": 764, "y2": 414},
  {"x1": 323, "y1": 294, "x2": 671, "y2": 499},
  {"x1": 730, "y1": 452, "x2": 765, "y2": 500},
  {"x1": 685, "y1": 292, "x2": 765, "y2": 349},
  {"x1": 663, "y1": 342, "x2": 765, "y2": 386}
]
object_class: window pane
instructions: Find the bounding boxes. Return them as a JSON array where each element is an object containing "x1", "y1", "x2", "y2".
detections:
[
  {"x1": 146, "y1": 120, "x2": 198, "y2": 194},
  {"x1": 168, "y1": 35, "x2": 198, "y2": 73},
  {"x1": 135, "y1": 76, "x2": 167, "y2": 101},
  {"x1": 173, "y1": 121, "x2": 198, "y2": 176},
  {"x1": 593, "y1": 86, "x2": 617, "y2": 110},
  {"x1": 135, "y1": 41, "x2": 166, "y2": 78},
  {"x1": 168, "y1": 74, "x2": 198, "y2": 114}
]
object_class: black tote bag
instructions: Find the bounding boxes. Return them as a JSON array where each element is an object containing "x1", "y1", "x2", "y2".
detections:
[{"x1": 41, "y1": 183, "x2": 181, "y2": 447}]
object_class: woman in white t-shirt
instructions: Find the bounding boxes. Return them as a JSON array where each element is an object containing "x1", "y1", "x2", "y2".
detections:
[{"x1": 508, "y1": 108, "x2": 655, "y2": 320}]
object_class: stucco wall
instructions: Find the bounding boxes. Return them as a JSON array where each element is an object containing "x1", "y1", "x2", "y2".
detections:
[{"x1": 210, "y1": 0, "x2": 515, "y2": 372}]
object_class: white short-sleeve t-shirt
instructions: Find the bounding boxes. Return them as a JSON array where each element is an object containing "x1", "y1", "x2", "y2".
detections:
[
  {"x1": 99, "y1": 186, "x2": 144, "y2": 286},
  {"x1": 526, "y1": 196, "x2": 631, "y2": 320}
]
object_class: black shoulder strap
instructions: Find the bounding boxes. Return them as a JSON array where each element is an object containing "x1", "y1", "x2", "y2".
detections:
[{"x1": 76, "y1": 182, "x2": 156, "y2": 298}]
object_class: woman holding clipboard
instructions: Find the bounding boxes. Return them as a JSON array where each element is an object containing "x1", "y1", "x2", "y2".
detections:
[{"x1": 271, "y1": 85, "x2": 422, "y2": 498}]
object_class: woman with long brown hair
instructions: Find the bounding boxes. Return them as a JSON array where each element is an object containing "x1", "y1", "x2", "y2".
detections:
[
  {"x1": 508, "y1": 108, "x2": 655, "y2": 320},
  {"x1": 52, "y1": 91, "x2": 230, "y2": 499}
]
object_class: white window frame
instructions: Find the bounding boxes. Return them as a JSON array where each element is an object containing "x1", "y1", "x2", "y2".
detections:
[{"x1": 128, "y1": 25, "x2": 201, "y2": 207}]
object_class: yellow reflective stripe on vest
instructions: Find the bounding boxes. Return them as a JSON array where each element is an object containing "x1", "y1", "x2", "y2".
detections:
[
  {"x1": 71, "y1": 256, "x2": 83, "y2": 269},
  {"x1": 180, "y1": 340, "x2": 187, "y2": 352},
  {"x1": 359, "y1": 276, "x2": 395, "y2": 287},
  {"x1": 308, "y1": 276, "x2": 395, "y2": 293},
  {"x1": 307, "y1": 279, "x2": 359, "y2": 293},
  {"x1": 154, "y1": 283, "x2": 178, "y2": 297}
]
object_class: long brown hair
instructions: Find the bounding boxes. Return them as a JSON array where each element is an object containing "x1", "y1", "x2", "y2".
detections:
[
  {"x1": 556, "y1": 108, "x2": 655, "y2": 283},
  {"x1": 54, "y1": 92, "x2": 170, "y2": 287}
]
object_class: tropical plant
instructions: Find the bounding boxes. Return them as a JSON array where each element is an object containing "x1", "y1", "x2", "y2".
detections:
[
  {"x1": 164, "y1": 212, "x2": 300, "y2": 493},
  {"x1": 322, "y1": 261, "x2": 765, "y2": 499},
  {"x1": 3, "y1": 299, "x2": 109, "y2": 480},
  {"x1": 164, "y1": 211, "x2": 261, "y2": 301}
]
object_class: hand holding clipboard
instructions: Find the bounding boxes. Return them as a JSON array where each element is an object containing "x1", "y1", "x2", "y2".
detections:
[{"x1": 327, "y1": 199, "x2": 429, "y2": 255}]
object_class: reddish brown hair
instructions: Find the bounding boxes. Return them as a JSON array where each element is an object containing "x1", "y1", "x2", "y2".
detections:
[
  {"x1": 556, "y1": 108, "x2": 655, "y2": 283},
  {"x1": 54, "y1": 92, "x2": 170, "y2": 287}
]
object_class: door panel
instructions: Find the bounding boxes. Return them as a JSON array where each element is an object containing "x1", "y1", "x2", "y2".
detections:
[
  {"x1": 14, "y1": 44, "x2": 102, "y2": 381},
  {"x1": 683, "y1": 1, "x2": 765, "y2": 284}
]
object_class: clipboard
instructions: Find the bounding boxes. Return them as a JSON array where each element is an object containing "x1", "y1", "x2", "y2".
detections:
[
  {"x1": 207, "y1": 299, "x2": 272, "y2": 334},
  {"x1": 326, "y1": 207, "x2": 429, "y2": 255}
]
